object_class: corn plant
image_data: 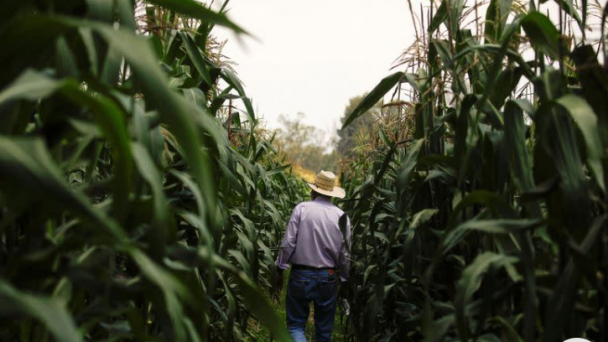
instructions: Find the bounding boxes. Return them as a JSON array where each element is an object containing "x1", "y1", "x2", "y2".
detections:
[
  {"x1": 0, "y1": 1, "x2": 307, "y2": 341},
  {"x1": 340, "y1": 0, "x2": 607, "y2": 341}
]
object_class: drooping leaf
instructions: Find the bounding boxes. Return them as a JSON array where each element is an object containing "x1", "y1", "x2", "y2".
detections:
[
  {"x1": 342, "y1": 72, "x2": 404, "y2": 129},
  {"x1": 521, "y1": 11, "x2": 560, "y2": 59},
  {"x1": 555, "y1": 94, "x2": 605, "y2": 191},
  {"x1": 442, "y1": 219, "x2": 543, "y2": 254},
  {"x1": 428, "y1": 0, "x2": 448, "y2": 33},
  {"x1": 454, "y1": 252, "x2": 519, "y2": 341},
  {"x1": 409, "y1": 209, "x2": 439, "y2": 229}
]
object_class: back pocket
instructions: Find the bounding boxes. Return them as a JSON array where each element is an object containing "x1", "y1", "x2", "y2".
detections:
[
  {"x1": 288, "y1": 275, "x2": 310, "y2": 300},
  {"x1": 318, "y1": 276, "x2": 337, "y2": 301}
]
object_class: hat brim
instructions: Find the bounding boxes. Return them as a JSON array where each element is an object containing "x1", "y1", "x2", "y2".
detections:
[{"x1": 307, "y1": 182, "x2": 346, "y2": 199}]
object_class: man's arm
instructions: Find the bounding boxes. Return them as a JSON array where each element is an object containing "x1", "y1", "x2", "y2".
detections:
[
  {"x1": 275, "y1": 205, "x2": 300, "y2": 271},
  {"x1": 273, "y1": 205, "x2": 300, "y2": 296},
  {"x1": 338, "y1": 215, "x2": 352, "y2": 282}
]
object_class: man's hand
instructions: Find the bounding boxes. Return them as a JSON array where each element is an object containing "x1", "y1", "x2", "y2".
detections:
[
  {"x1": 273, "y1": 269, "x2": 284, "y2": 298},
  {"x1": 338, "y1": 282, "x2": 351, "y2": 316}
]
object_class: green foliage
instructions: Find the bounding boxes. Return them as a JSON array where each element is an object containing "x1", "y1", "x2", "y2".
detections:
[
  {"x1": 336, "y1": 95, "x2": 378, "y2": 160},
  {"x1": 0, "y1": 1, "x2": 307, "y2": 341},
  {"x1": 3, "y1": 1, "x2": 608, "y2": 341},
  {"x1": 340, "y1": 2, "x2": 608, "y2": 341},
  {"x1": 341, "y1": 73, "x2": 404, "y2": 130}
]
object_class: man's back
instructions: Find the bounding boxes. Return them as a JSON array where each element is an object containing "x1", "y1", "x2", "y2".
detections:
[{"x1": 287, "y1": 197, "x2": 346, "y2": 270}]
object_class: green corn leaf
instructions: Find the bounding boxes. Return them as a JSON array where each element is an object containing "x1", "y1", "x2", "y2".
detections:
[
  {"x1": 86, "y1": 20, "x2": 223, "y2": 225},
  {"x1": 183, "y1": 317, "x2": 204, "y2": 342},
  {"x1": 216, "y1": 271, "x2": 237, "y2": 337},
  {"x1": 488, "y1": 316, "x2": 524, "y2": 342},
  {"x1": 208, "y1": 255, "x2": 292, "y2": 342},
  {"x1": 428, "y1": 0, "x2": 448, "y2": 33},
  {"x1": 86, "y1": 0, "x2": 113, "y2": 23},
  {"x1": 266, "y1": 164, "x2": 291, "y2": 177},
  {"x1": 404, "y1": 73, "x2": 422, "y2": 93},
  {"x1": 145, "y1": 0, "x2": 247, "y2": 34},
  {"x1": 448, "y1": 191, "x2": 516, "y2": 229},
  {"x1": 220, "y1": 69, "x2": 256, "y2": 123},
  {"x1": 116, "y1": 0, "x2": 136, "y2": 30},
  {"x1": 0, "y1": 14, "x2": 72, "y2": 86},
  {"x1": 363, "y1": 265, "x2": 377, "y2": 286},
  {"x1": 231, "y1": 208, "x2": 256, "y2": 237},
  {"x1": 504, "y1": 101, "x2": 535, "y2": 191},
  {"x1": 79, "y1": 27, "x2": 99, "y2": 75},
  {"x1": 0, "y1": 281, "x2": 82, "y2": 342},
  {"x1": 442, "y1": 219, "x2": 543, "y2": 254},
  {"x1": 100, "y1": 45, "x2": 122, "y2": 84},
  {"x1": 56, "y1": 37, "x2": 79, "y2": 78},
  {"x1": 448, "y1": 0, "x2": 466, "y2": 35},
  {"x1": 409, "y1": 209, "x2": 439, "y2": 229},
  {"x1": 0, "y1": 136, "x2": 128, "y2": 242},
  {"x1": 183, "y1": 87, "x2": 209, "y2": 108},
  {"x1": 556, "y1": 94, "x2": 605, "y2": 191},
  {"x1": 535, "y1": 84, "x2": 592, "y2": 241},
  {"x1": 395, "y1": 139, "x2": 424, "y2": 216},
  {"x1": 232, "y1": 272, "x2": 292, "y2": 341},
  {"x1": 217, "y1": 161, "x2": 249, "y2": 197},
  {"x1": 236, "y1": 230, "x2": 254, "y2": 260},
  {"x1": 521, "y1": 11, "x2": 560, "y2": 59},
  {"x1": 228, "y1": 249, "x2": 251, "y2": 274},
  {"x1": 164, "y1": 32, "x2": 184, "y2": 63},
  {"x1": 0, "y1": 69, "x2": 134, "y2": 224},
  {"x1": 484, "y1": 0, "x2": 513, "y2": 42},
  {"x1": 128, "y1": 248, "x2": 193, "y2": 341},
  {"x1": 132, "y1": 142, "x2": 173, "y2": 254},
  {"x1": 0, "y1": 69, "x2": 63, "y2": 103},
  {"x1": 431, "y1": 39, "x2": 453, "y2": 69},
  {"x1": 179, "y1": 31, "x2": 212, "y2": 86},
  {"x1": 553, "y1": 0, "x2": 583, "y2": 31},
  {"x1": 571, "y1": 45, "x2": 608, "y2": 146},
  {"x1": 454, "y1": 252, "x2": 519, "y2": 341},
  {"x1": 544, "y1": 214, "x2": 608, "y2": 342},
  {"x1": 342, "y1": 72, "x2": 404, "y2": 129}
]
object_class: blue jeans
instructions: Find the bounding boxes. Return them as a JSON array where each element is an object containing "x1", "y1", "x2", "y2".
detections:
[{"x1": 286, "y1": 269, "x2": 338, "y2": 342}]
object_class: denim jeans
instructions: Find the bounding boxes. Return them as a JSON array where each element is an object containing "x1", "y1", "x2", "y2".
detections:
[{"x1": 286, "y1": 268, "x2": 337, "y2": 342}]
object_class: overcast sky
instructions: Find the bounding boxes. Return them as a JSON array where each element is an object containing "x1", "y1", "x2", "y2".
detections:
[{"x1": 213, "y1": 0, "x2": 415, "y2": 136}]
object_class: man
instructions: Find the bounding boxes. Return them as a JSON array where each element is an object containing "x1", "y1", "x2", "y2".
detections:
[{"x1": 274, "y1": 170, "x2": 351, "y2": 342}]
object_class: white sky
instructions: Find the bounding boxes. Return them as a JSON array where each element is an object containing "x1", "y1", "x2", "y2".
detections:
[
  {"x1": 212, "y1": 0, "x2": 600, "y2": 139},
  {"x1": 213, "y1": 0, "x2": 415, "y2": 136}
]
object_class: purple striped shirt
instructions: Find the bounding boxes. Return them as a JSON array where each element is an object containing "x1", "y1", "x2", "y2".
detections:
[{"x1": 275, "y1": 197, "x2": 351, "y2": 281}]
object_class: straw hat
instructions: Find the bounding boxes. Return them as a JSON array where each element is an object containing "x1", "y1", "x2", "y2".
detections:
[{"x1": 307, "y1": 170, "x2": 346, "y2": 199}]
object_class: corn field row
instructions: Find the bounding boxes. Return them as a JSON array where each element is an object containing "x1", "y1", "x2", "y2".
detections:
[
  {"x1": 0, "y1": 1, "x2": 304, "y2": 341},
  {"x1": 338, "y1": 0, "x2": 608, "y2": 341},
  {"x1": 1, "y1": 0, "x2": 607, "y2": 342}
]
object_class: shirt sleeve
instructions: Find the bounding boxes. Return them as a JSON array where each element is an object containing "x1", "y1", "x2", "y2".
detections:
[
  {"x1": 275, "y1": 205, "x2": 300, "y2": 270},
  {"x1": 338, "y1": 215, "x2": 352, "y2": 282}
]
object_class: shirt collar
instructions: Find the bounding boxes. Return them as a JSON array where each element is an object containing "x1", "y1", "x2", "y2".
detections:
[{"x1": 313, "y1": 196, "x2": 332, "y2": 204}]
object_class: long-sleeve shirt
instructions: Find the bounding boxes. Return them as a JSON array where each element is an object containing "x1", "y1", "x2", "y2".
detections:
[{"x1": 275, "y1": 196, "x2": 352, "y2": 281}]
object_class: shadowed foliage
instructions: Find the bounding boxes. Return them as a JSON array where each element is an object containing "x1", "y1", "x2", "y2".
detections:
[
  {"x1": 0, "y1": 0, "x2": 307, "y2": 341},
  {"x1": 338, "y1": 0, "x2": 608, "y2": 341}
]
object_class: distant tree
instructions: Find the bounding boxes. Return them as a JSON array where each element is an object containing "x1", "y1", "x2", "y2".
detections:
[
  {"x1": 336, "y1": 95, "x2": 379, "y2": 159},
  {"x1": 274, "y1": 113, "x2": 337, "y2": 172}
]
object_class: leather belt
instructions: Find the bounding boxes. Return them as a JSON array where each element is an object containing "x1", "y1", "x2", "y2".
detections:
[{"x1": 292, "y1": 264, "x2": 336, "y2": 271}]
